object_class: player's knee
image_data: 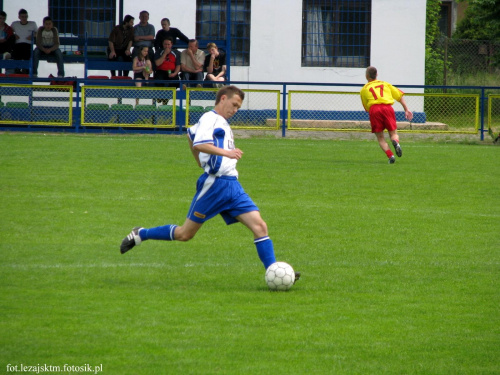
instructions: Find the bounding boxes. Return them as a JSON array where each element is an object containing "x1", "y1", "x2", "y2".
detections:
[
  {"x1": 175, "y1": 229, "x2": 196, "y2": 242},
  {"x1": 254, "y1": 220, "x2": 268, "y2": 237},
  {"x1": 176, "y1": 233, "x2": 194, "y2": 242}
]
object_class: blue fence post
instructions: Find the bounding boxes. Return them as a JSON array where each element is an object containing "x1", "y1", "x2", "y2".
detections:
[
  {"x1": 281, "y1": 83, "x2": 287, "y2": 137},
  {"x1": 480, "y1": 87, "x2": 485, "y2": 141},
  {"x1": 226, "y1": 1, "x2": 231, "y2": 81},
  {"x1": 74, "y1": 80, "x2": 81, "y2": 133},
  {"x1": 178, "y1": 81, "x2": 185, "y2": 134}
]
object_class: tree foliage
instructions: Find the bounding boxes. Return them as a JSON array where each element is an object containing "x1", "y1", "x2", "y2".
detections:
[
  {"x1": 425, "y1": 0, "x2": 446, "y2": 86},
  {"x1": 454, "y1": 0, "x2": 500, "y2": 41}
]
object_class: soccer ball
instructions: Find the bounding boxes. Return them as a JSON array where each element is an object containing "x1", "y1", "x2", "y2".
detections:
[{"x1": 265, "y1": 262, "x2": 295, "y2": 291}]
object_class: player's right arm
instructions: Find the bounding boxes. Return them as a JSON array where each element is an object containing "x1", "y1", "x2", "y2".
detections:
[
  {"x1": 187, "y1": 133, "x2": 201, "y2": 168},
  {"x1": 193, "y1": 143, "x2": 243, "y2": 160}
]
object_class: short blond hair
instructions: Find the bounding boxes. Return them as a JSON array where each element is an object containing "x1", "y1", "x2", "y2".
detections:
[{"x1": 206, "y1": 42, "x2": 218, "y2": 50}]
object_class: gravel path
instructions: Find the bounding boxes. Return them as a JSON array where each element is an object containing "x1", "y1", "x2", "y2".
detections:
[{"x1": 234, "y1": 129, "x2": 497, "y2": 144}]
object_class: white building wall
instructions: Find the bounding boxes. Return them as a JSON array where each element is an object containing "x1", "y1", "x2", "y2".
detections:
[
  {"x1": 370, "y1": 0, "x2": 426, "y2": 87},
  {"x1": 4, "y1": 0, "x2": 426, "y2": 88}
]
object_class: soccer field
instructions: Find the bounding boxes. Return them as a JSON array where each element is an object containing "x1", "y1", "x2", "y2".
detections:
[{"x1": 1, "y1": 133, "x2": 499, "y2": 374}]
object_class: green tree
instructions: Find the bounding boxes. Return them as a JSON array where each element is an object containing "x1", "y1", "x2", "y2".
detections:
[
  {"x1": 454, "y1": 0, "x2": 500, "y2": 68},
  {"x1": 454, "y1": 0, "x2": 500, "y2": 41},
  {"x1": 425, "y1": 0, "x2": 446, "y2": 86}
]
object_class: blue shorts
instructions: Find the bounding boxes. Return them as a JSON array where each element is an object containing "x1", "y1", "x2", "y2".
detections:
[{"x1": 187, "y1": 173, "x2": 259, "y2": 225}]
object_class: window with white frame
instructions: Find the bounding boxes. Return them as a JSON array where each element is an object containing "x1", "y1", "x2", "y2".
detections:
[
  {"x1": 196, "y1": 0, "x2": 251, "y2": 66},
  {"x1": 302, "y1": 0, "x2": 371, "y2": 67}
]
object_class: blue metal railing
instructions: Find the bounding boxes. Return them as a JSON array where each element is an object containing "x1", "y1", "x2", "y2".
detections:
[{"x1": 0, "y1": 78, "x2": 498, "y2": 140}]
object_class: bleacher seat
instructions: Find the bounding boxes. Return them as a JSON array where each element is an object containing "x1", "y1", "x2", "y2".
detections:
[
  {"x1": 87, "y1": 103, "x2": 109, "y2": 110},
  {"x1": 87, "y1": 75, "x2": 109, "y2": 80},
  {"x1": 111, "y1": 76, "x2": 133, "y2": 87},
  {"x1": 111, "y1": 76, "x2": 132, "y2": 80},
  {"x1": 6, "y1": 102, "x2": 29, "y2": 108},
  {"x1": 7, "y1": 74, "x2": 30, "y2": 78},
  {"x1": 110, "y1": 104, "x2": 134, "y2": 110}
]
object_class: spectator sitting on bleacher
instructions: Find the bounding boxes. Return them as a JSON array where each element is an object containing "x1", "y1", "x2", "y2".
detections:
[
  {"x1": 133, "y1": 46, "x2": 152, "y2": 105},
  {"x1": 0, "y1": 11, "x2": 15, "y2": 63},
  {"x1": 133, "y1": 10, "x2": 155, "y2": 64},
  {"x1": 154, "y1": 37, "x2": 180, "y2": 100},
  {"x1": 11, "y1": 9, "x2": 37, "y2": 74},
  {"x1": 204, "y1": 42, "x2": 226, "y2": 88},
  {"x1": 108, "y1": 14, "x2": 135, "y2": 77},
  {"x1": 33, "y1": 16, "x2": 64, "y2": 78},
  {"x1": 180, "y1": 39, "x2": 205, "y2": 89},
  {"x1": 133, "y1": 46, "x2": 152, "y2": 84},
  {"x1": 154, "y1": 18, "x2": 189, "y2": 51}
]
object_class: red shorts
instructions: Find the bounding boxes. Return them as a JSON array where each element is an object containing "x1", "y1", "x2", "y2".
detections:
[{"x1": 369, "y1": 104, "x2": 397, "y2": 133}]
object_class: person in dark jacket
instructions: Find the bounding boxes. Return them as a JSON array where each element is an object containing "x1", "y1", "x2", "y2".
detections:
[
  {"x1": 0, "y1": 11, "x2": 16, "y2": 61},
  {"x1": 107, "y1": 15, "x2": 135, "y2": 77},
  {"x1": 154, "y1": 18, "x2": 189, "y2": 51}
]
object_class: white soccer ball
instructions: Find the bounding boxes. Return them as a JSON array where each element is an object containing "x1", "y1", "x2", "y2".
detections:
[{"x1": 265, "y1": 262, "x2": 295, "y2": 291}]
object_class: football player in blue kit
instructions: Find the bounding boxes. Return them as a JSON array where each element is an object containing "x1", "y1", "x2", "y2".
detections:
[{"x1": 120, "y1": 85, "x2": 300, "y2": 281}]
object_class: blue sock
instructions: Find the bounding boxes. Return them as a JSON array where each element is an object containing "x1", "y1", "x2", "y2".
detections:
[
  {"x1": 139, "y1": 225, "x2": 177, "y2": 241},
  {"x1": 254, "y1": 236, "x2": 276, "y2": 269}
]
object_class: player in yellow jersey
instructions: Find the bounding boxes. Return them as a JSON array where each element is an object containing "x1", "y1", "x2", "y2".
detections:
[{"x1": 360, "y1": 66, "x2": 413, "y2": 164}]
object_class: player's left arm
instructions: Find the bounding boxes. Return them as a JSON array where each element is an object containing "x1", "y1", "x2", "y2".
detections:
[{"x1": 399, "y1": 95, "x2": 413, "y2": 121}]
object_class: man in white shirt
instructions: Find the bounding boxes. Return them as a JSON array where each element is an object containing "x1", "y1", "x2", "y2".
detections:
[{"x1": 11, "y1": 9, "x2": 37, "y2": 74}]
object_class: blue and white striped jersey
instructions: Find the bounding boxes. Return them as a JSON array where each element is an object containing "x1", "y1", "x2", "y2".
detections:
[{"x1": 188, "y1": 110, "x2": 238, "y2": 177}]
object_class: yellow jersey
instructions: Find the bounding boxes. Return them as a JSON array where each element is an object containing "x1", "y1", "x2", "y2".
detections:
[{"x1": 360, "y1": 80, "x2": 405, "y2": 112}]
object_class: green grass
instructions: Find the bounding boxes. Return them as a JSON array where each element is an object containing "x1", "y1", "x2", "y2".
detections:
[
  {"x1": 1, "y1": 133, "x2": 499, "y2": 374},
  {"x1": 425, "y1": 71, "x2": 500, "y2": 130},
  {"x1": 447, "y1": 71, "x2": 500, "y2": 88}
]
